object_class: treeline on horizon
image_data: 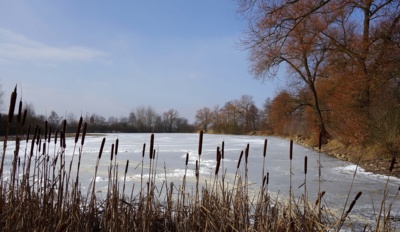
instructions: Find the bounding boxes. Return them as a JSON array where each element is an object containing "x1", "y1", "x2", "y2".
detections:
[{"x1": 0, "y1": 94, "x2": 268, "y2": 135}]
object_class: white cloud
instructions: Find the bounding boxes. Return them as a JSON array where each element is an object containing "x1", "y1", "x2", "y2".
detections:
[{"x1": 0, "y1": 29, "x2": 106, "y2": 63}]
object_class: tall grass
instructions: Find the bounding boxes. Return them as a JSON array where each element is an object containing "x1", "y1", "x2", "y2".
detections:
[{"x1": 0, "y1": 87, "x2": 399, "y2": 231}]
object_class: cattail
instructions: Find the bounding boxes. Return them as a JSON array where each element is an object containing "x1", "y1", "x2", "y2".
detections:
[
  {"x1": 185, "y1": 153, "x2": 189, "y2": 166},
  {"x1": 153, "y1": 149, "x2": 156, "y2": 159},
  {"x1": 215, "y1": 147, "x2": 221, "y2": 175},
  {"x1": 115, "y1": 138, "x2": 119, "y2": 155},
  {"x1": 42, "y1": 142, "x2": 46, "y2": 155},
  {"x1": 245, "y1": 143, "x2": 249, "y2": 164},
  {"x1": 98, "y1": 137, "x2": 106, "y2": 159},
  {"x1": 81, "y1": 122, "x2": 87, "y2": 146},
  {"x1": 290, "y1": 140, "x2": 293, "y2": 160},
  {"x1": 318, "y1": 131, "x2": 322, "y2": 151},
  {"x1": 149, "y1": 134, "x2": 154, "y2": 159},
  {"x1": 60, "y1": 131, "x2": 64, "y2": 148},
  {"x1": 62, "y1": 119, "x2": 67, "y2": 134},
  {"x1": 48, "y1": 126, "x2": 52, "y2": 143},
  {"x1": 263, "y1": 139, "x2": 268, "y2": 157},
  {"x1": 17, "y1": 100, "x2": 22, "y2": 124},
  {"x1": 75, "y1": 116, "x2": 83, "y2": 144},
  {"x1": 44, "y1": 121, "x2": 48, "y2": 141},
  {"x1": 355, "y1": 191, "x2": 362, "y2": 201},
  {"x1": 347, "y1": 200, "x2": 356, "y2": 215},
  {"x1": 198, "y1": 130, "x2": 203, "y2": 156},
  {"x1": 15, "y1": 136, "x2": 20, "y2": 157},
  {"x1": 304, "y1": 156, "x2": 308, "y2": 174},
  {"x1": 267, "y1": 172, "x2": 269, "y2": 185},
  {"x1": 8, "y1": 86, "x2": 17, "y2": 123},
  {"x1": 30, "y1": 125, "x2": 38, "y2": 157},
  {"x1": 237, "y1": 151, "x2": 244, "y2": 169},
  {"x1": 346, "y1": 192, "x2": 362, "y2": 215},
  {"x1": 62, "y1": 131, "x2": 66, "y2": 149},
  {"x1": 142, "y1": 143, "x2": 146, "y2": 157},
  {"x1": 110, "y1": 144, "x2": 114, "y2": 161},
  {"x1": 221, "y1": 141, "x2": 225, "y2": 159},
  {"x1": 125, "y1": 160, "x2": 129, "y2": 174},
  {"x1": 195, "y1": 160, "x2": 199, "y2": 177},
  {"x1": 262, "y1": 175, "x2": 267, "y2": 187},
  {"x1": 22, "y1": 109, "x2": 27, "y2": 126},
  {"x1": 389, "y1": 157, "x2": 396, "y2": 172}
]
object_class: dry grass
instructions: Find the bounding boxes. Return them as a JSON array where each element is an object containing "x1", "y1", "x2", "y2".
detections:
[{"x1": 0, "y1": 87, "x2": 399, "y2": 231}]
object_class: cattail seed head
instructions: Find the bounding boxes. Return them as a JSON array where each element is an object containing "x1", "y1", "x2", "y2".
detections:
[
  {"x1": 142, "y1": 143, "x2": 146, "y2": 158},
  {"x1": 149, "y1": 134, "x2": 154, "y2": 159},
  {"x1": 318, "y1": 131, "x2": 322, "y2": 151},
  {"x1": 75, "y1": 116, "x2": 83, "y2": 144},
  {"x1": 60, "y1": 131, "x2": 64, "y2": 148},
  {"x1": 48, "y1": 126, "x2": 52, "y2": 143},
  {"x1": 98, "y1": 137, "x2": 106, "y2": 159},
  {"x1": 17, "y1": 100, "x2": 22, "y2": 124},
  {"x1": 267, "y1": 172, "x2": 269, "y2": 185},
  {"x1": 198, "y1": 130, "x2": 203, "y2": 156},
  {"x1": 221, "y1": 141, "x2": 224, "y2": 159},
  {"x1": 42, "y1": 142, "x2": 46, "y2": 155},
  {"x1": 290, "y1": 140, "x2": 293, "y2": 160},
  {"x1": 8, "y1": 86, "x2": 17, "y2": 123},
  {"x1": 110, "y1": 144, "x2": 114, "y2": 161},
  {"x1": 115, "y1": 138, "x2": 119, "y2": 155},
  {"x1": 62, "y1": 119, "x2": 67, "y2": 134},
  {"x1": 237, "y1": 151, "x2": 243, "y2": 169},
  {"x1": 125, "y1": 160, "x2": 129, "y2": 174},
  {"x1": 304, "y1": 156, "x2": 308, "y2": 174},
  {"x1": 245, "y1": 144, "x2": 249, "y2": 164},
  {"x1": 347, "y1": 200, "x2": 356, "y2": 214},
  {"x1": 81, "y1": 122, "x2": 87, "y2": 146},
  {"x1": 44, "y1": 121, "x2": 48, "y2": 141},
  {"x1": 215, "y1": 148, "x2": 221, "y2": 176},
  {"x1": 263, "y1": 139, "x2": 268, "y2": 157},
  {"x1": 195, "y1": 160, "x2": 199, "y2": 177},
  {"x1": 355, "y1": 191, "x2": 362, "y2": 201},
  {"x1": 185, "y1": 153, "x2": 189, "y2": 166}
]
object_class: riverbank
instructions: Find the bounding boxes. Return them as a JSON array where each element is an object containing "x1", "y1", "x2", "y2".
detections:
[{"x1": 294, "y1": 137, "x2": 400, "y2": 179}]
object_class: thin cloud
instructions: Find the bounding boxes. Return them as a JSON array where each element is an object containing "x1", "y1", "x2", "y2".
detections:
[{"x1": 0, "y1": 29, "x2": 106, "y2": 62}]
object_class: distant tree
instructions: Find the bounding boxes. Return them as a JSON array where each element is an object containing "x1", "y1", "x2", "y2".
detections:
[
  {"x1": 163, "y1": 109, "x2": 180, "y2": 132},
  {"x1": 128, "y1": 112, "x2": 137, "y2": 129},
  {"x1": 238, "y1": 95, "x2": 257, "y2": 133},
  {"x1": 195, "y1": 107, "x2": 214, "y2": 132},
  {"x1": 48, "y1": 111, "x2": 60, "y2": 129},
  {"x1": 136, "y1": 106, "x2": 158, "y2": 131}
]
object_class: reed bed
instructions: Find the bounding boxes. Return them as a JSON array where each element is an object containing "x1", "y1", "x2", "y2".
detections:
[{"x1": 0, "y1": 87, "x2": 399, "y2": 231}]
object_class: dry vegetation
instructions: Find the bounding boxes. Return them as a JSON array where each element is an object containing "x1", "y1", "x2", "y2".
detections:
[{"x1": 1, "y1": 87, "x2": 400, "y2": 231}]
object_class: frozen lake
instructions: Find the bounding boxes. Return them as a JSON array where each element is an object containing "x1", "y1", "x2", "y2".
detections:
[{"x1": 3, "y1": 133, "x2": 400, "y2": 228}]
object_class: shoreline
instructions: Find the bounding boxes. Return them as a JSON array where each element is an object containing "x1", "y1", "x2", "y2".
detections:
[{"x1": 293, "y1": 138, "x2": 400, "y2": 179}]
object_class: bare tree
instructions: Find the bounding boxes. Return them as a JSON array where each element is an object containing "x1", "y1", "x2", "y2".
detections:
[
  {"x1": 162, "y1": 109, "x2": 180, "y2": 132},
  {"x1": 195, "y1": 107, "x2": 214, "y2": 132}
]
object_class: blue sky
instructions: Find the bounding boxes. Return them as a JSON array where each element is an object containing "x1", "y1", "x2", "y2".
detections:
[{"x1": 0, "y1": 1, "x2": 285, "y2": 122}]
